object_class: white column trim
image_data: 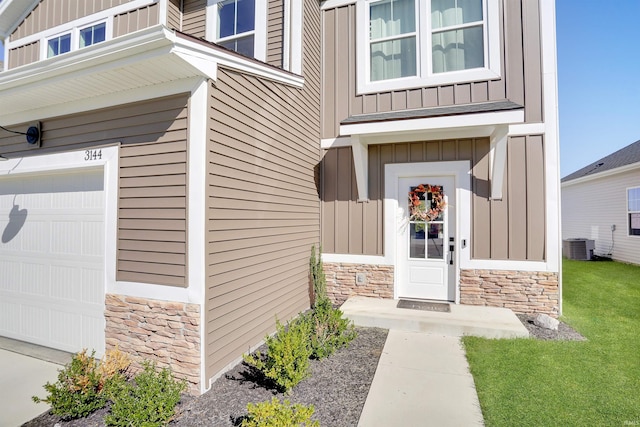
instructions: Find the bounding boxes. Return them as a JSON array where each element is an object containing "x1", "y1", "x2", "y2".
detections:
[
  {"x1": 289, "y1": 0, "x2": 303, "y2": 75},
  {"x1": 489, "y1": 125, "x2": 508, "y2": 200},
  {"x1": 351, "y1": 136, "x2": 369, "y2": 201}
]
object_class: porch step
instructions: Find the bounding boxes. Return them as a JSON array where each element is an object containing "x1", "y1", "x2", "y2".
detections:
[{"x1": 340, "y1": 296, "x2": 529, "y2": 339}]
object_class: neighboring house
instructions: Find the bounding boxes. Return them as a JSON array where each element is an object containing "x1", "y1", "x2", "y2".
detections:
[
  {"x1": 562, "y1": 139, "x2": 640, "y2": 265},
  {"x1": 0, "y1": 0, "x2": 561, "y2": 394}
]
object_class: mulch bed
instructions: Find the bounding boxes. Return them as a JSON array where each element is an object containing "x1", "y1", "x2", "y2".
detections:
[
  {"x1": 517, "y1": 314, "x2": 587, "y2": 341},
  {"x1": 23, "y1": 327, "x2": 389, "y2": 427}
]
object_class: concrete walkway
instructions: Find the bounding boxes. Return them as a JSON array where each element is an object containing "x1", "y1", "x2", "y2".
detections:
[
  {"x1": 345, "y1": 297, "x2": 529, "y2": 427},
  {"x1": 0, "y1": 338, "x2": 70, "y2": 427}
]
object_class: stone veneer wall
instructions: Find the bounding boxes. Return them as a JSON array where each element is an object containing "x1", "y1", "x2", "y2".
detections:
[
  {"x1": 104, "y1": 294, "x2": 201, "y2": 394},
  {"x1": 459, "y1": 270, "x2": 559, "y2": 317},
  {"x1": 324, "y1": 263, "x2": 394, "y2": 305}
]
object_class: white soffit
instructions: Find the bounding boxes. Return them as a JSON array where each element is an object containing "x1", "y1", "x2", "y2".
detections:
[
  {"x1": 0, "y1": 25, "x2": 303, "y2": 124},
  {"x1": 0, "y1": 0, "x2": 39, "y2": 39}
]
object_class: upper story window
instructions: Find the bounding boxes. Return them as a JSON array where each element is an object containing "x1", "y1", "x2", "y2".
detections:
[
  {"x1": 80, "y1": 22, "x2": 107, "y2": 48},
  {"x1": 44, "y1": 20, "x2": 109, "y2": 59},
  {"x1": 357, "y1": 0, "x2": 500, "y2": 94},
  {"x1": 217, "y1": 0, "x2": 256, "y2": 57},
  {"x1": 47, "y1": 33, "x2": 71, "y2": 58},
  {"x1": 206, "y1": 0, "x2": 266, "y2": 62},
  {"x1": 628, "y1": 187, "x2": 640, "y2": 236}
]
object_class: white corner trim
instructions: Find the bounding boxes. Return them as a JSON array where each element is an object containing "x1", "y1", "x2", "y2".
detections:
[
  {"x1": 351, "y1": 136, "x2": 369, "y2": 201},
  {"x1": 321, "y1": 253, "x2": 392, "y2": 266},
  {"x1": 188, "y1": 78, "x2": 209, "y2": 395},
  {"x1": 288, "y1": 0, "x2": 303, "y2": 75},
  {"x1": 489, "y1": 125, "x2": 508, "y2": 200},
  {"x1": 340, "y1": 110, "x2": 524, "y2": 137},
  {"x1": 282, "y1": 0, "x2": 291, "y2": 71},
  {"x1": 158, "y1": 0, "x2": 168, "y2": 27}
]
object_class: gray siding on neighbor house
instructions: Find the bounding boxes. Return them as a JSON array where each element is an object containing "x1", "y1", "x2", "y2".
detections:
[
  {"x1": 321, "y1": 136, "x2": 546, "y2": 261},
  {"x1": 204, "y1": 0, "x2": 321, "y2": 381},
  {"x1": 320, "y1": 0, "x2": 544, "y2": 139},
  {"x1": 0, "y1": 94, "x2": 190, "y2": 287}
]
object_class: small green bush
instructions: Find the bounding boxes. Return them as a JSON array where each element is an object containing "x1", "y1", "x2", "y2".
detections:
[
  {"x1": 310, "y1": 245, "x2": 327, "y2": 307},
  {"x1": 32, "y1": 349, "x2": 118, "y2": 419},
  {"x1": 304, "y1": 298, "x2": 357, "y2": 360},
  {"x1": 105, "y1": 361, "x2": 186, "y2": 427},
  {"x1": 241, "y1": 397, "x2": 319, "y2": 427},
  {"x1": 244, "y1": 318, "x2": 312, "y2": 393}
]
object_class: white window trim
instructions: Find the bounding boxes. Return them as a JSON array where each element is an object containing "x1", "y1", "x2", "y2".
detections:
[
  {"x1": 205, "y1": 0, "x2": 267, "y2": 62},
  {"x1": 627, "y1": 186, "x2": 640, "y2": 238},
  {"x1": 43, "y1": 18, "x2": 111, "y2": 59},
  {"x1": 356, "y1": 0, "x2": 501, "y2": 94}
]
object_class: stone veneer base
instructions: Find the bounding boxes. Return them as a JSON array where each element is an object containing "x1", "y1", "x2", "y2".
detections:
[
  {"x1": 104, "y1": 294, "x2": 201, "y2": 395},
  {"x1": 460, "y1": 269, "x2": 559, "y2": 317},
  {"x1": 324, "y1": 262, "x2": 394, "y2": 305}
]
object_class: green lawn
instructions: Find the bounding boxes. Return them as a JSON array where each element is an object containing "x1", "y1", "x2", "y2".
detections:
[{"x1": 463, "y1": 259, "x2": 640, "y2": 427}]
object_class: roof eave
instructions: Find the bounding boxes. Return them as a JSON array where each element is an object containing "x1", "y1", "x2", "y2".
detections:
[{"x1": 0, "y1": 0, "x2": 39, "y2": 40}]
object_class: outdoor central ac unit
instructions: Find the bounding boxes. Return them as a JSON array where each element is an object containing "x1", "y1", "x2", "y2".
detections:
[{"x1": 563, "y1": 238, "x2": 596, "y2": 260}]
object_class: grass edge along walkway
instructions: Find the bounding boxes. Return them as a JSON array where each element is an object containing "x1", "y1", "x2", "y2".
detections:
[{"x1": 463, "y1": 259, "x2": 640, "y2": 427}]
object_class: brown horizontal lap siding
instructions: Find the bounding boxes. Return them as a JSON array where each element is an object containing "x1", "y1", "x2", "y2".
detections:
[
  {"x1": 167, "y1": 0, "x2": 182, "y2": 31},
  {"x1": 321, "y1": 137, "x2": 545, "y2": 261},
  {"x1": 267, "y1": 0, "x2": 284, "y2": 68},
  {"x1": 11, "y1": 0, "x2": 131, "y2": 39},
  {"x1": 117, "y1": 95, "x2": 189, "y2": 287},
  {"x1": 205, "y1": 0, "x2": 321, "y2": 381},
  {"x1": 182, "y1": 0, "x2": 206, "y2": 39},
  {"x1": 321, "y1": 0, "x2": 545, "y2": 139}
]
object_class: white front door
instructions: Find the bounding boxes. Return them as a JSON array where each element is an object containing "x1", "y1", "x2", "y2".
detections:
[{"x1": 397, "y1": 176, "x2": 456, "y2": 301}]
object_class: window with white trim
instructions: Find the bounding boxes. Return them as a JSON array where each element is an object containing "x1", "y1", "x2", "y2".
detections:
[
  {"x1": 47, "y1": 33, "x2": 71, "y2": 58},
  {"x1": 357, "y1": 0, "x2": 500, "y2": 94},
  {"x1": 216, "y1": 0, "x2": 256, "y2": 57},
  {"x1": 628, "y1": 187, "x2": 640, "y2": 236},
  {"x1": 45, "y1": 20, "x2": 109, "y2": 59},
  {"x1": 79, "y1": 22, "x2": 107, "y2": 48}
]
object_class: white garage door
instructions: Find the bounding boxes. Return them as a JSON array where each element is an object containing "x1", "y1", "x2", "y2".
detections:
[{"x1": 0, "y1": 169, "x2": 105, "y2": 355}]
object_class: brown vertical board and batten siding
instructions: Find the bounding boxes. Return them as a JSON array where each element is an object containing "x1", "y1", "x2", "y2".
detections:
[
  {"x1": 321, "y1": 0, "x2": 546, "y2": 140},
  {"x1": 205, "y1": 0, "x2": 321, "y2": 381},
  {"x1": 321, "y1": 137, "x2": 546, "y2": 261},
  {"x1": 8, "y1": 41, "x2": 39, "y2": 69},
  {"x1": 113, "y1": 3, "x2": 160, "y2": 38},
  {"x1": 0, "y1": 94, "x2": 190, "y2": 286}
]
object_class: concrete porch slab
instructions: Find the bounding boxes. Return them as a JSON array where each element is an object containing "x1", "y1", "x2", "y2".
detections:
[{"x1": 341, "y1": 296, "x2": 529, "y2": 339}]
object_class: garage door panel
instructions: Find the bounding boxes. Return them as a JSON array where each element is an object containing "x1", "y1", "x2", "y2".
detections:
[{"x1": 0, "y1": 169, "x2": 105, "y2": 355}]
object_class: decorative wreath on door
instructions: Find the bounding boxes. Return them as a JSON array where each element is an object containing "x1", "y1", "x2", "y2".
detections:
[{"x1": 408, "y1": 184, "x2": 447, "y2": 221}]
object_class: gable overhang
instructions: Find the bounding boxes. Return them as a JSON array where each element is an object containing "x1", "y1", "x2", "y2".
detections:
[
  {"x1": 327, "y1": 104, "x2": 525, "y2": 201},
  {"x1": 0, "y1": 25, "x2": 303, "y2": 124},
  {"x1": 561, "y1": 161, "x2": 640, "y2": 188},
  {"x1": 0, "y1": 0, "x2": 39, "y2": 40}
]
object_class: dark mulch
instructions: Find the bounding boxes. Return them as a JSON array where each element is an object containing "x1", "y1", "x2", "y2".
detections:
[
  {"x1": 517, "y1": 314, "x2": 587, "y2": 341},
  {"x1": 23, "y1": 327, "x2": 388, "y2": 427}
]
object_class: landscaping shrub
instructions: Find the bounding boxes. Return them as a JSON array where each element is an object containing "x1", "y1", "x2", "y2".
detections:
[
  {"x1": 244, "y1": 318, "x2": 312, "y2": 393},
  {"x1": 105, "y1": 361, "x2": 186, "y2": 427},
  {"x1": 32, "y1": 346, "x2": 131, "y2": 420},
  {"x1": 32, "y1": 350, "x2": 111, "y2": 419},
  {"x1": 309, "y1": 245, "x2": 327, "y2": 307},
  {"x1": 304, "y1": 298, "x2": 357, "y2": 359},
  {"x1": 241, "y1": 397, "x2": 319, "y2": 427}
]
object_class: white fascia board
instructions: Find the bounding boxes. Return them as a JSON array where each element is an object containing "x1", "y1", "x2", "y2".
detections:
[
  {"x1": 340, "y1": 110, "x2": 524, "y2": 137},
  {"x1": 321, "y1": 0, "x2": 356, "y2": 10},
  {"x1": 561, "y1": 162, "x2": 640, "y2": 188}
]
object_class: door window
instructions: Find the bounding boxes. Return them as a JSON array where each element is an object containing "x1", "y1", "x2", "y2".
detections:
[{"x1": 408, "y1": 184, "x2": 446, "y2": 259}]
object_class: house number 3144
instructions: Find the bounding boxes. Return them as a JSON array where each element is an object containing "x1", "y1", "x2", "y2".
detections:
[{"x1": 84, "y1": 149, "x2": 102, "y2": 161}]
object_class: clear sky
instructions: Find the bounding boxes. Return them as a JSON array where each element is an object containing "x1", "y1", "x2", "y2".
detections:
[{"x1": 0, "y1": 2, "x2": 639, "y2": 178}]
